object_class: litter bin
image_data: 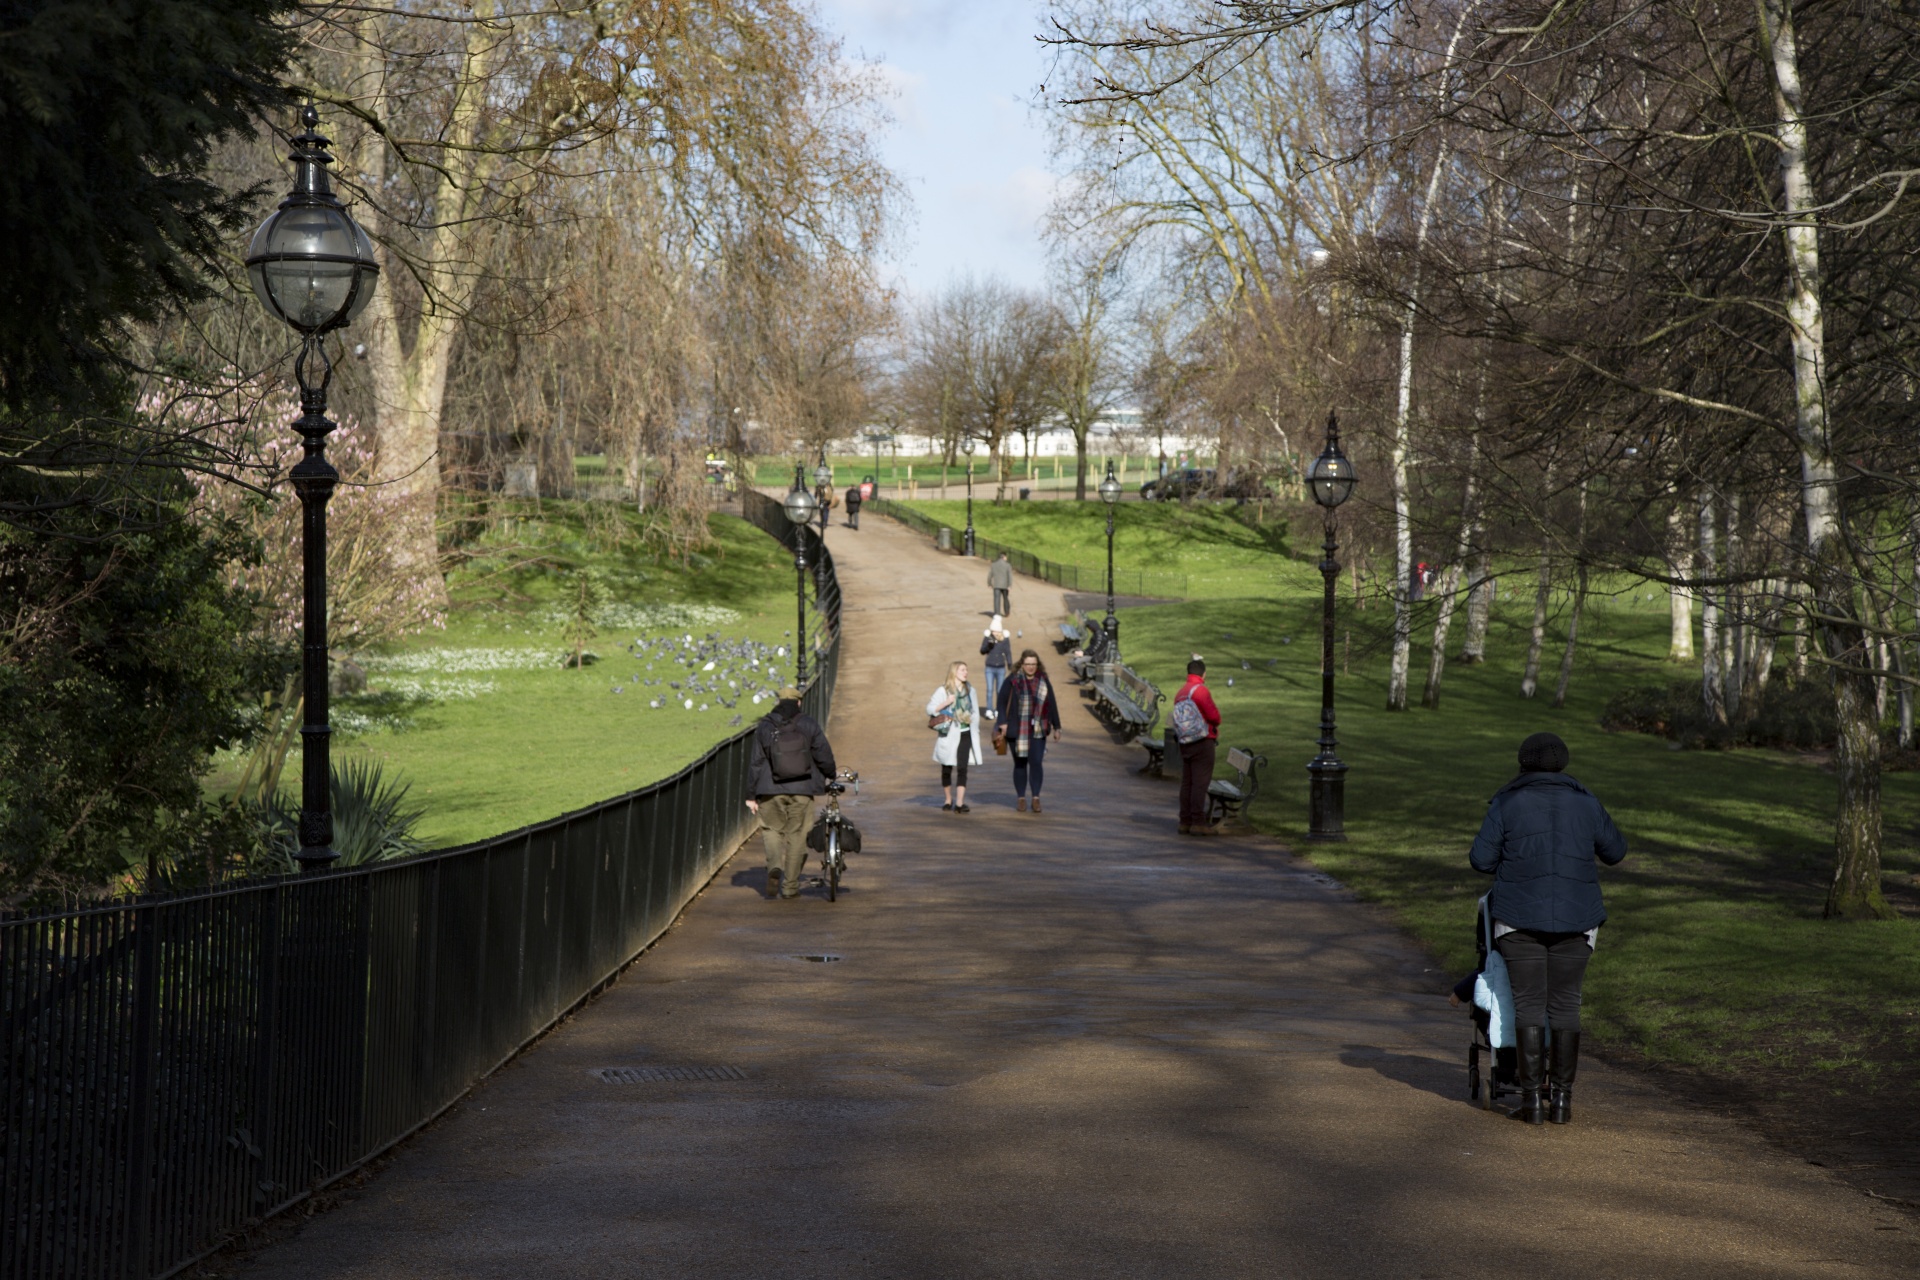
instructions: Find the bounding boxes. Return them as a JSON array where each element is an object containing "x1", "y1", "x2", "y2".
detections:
[
  {"x1": 1019, "y1": 487, "x2": 1031, "y2": 501},
  {"x1": 936, "y1": 527, "x2": 953, "y2": 551}
]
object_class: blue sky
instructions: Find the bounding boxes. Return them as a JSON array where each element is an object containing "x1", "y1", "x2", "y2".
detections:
[{"x1": 816, "y1": 0, "x2": 1058, "y2": 299}]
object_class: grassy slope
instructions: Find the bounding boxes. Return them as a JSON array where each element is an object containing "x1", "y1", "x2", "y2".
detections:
[
  {"x1": 215, "y1": 501, "x2": 804, "y2": 848},
  {"x1": 894, "y1": 498, "x2": 1920, "y2": 1091},
  {"x1": 902, "y1": 498, "x2": 1308, "y2": 598}
]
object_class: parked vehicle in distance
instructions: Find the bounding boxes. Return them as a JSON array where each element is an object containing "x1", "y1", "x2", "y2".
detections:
[
  {"x1": 1139, "y1": 468, "x2": 1216, "y2": 501},
  {"x1": 1218, "y1": 471, "x2": 1277, "y2": 501}
]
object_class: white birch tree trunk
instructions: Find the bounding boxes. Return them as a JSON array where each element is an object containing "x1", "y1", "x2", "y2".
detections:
[
  {"x1": 1461, "y1": 553, "x2": 1494, "y2": 663},
  {"x1": 1759, "y1": 0, "x2": 1886, "y2": 917},
  {"x1": 1667, "y1": 502, "x2": 1695, "y2": 661},
  {"x1": 1700, "y1": 494, "x2": 1726, "y2": 725}
]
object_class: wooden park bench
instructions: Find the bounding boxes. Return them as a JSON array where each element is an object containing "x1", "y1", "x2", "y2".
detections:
[
  {"x1": 1206, "y1": 747, "x2": 1268, "y2": 825},
  {"x1": 1089, "y1": 661, "x2": 1163, "y2": 744}
]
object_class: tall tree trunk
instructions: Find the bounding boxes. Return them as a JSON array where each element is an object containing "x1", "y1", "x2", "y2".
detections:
[
  {"x1": 1423, "y1": 433, "x2": 1480, "y2": 708},
  {"x1": 1667, "y1": 502, "x2": 1695, "y2": 661},
  {"x1": 1385, "y1": 7, "x2": 1477, "y2": 710},
  {"x1": 1700, "y1": 494, "x2": 1727, "y2": 725},
  {"x1": 1075, "y1": 430, "x2": 1089, "y2": 500},
  {"x1": 1760, "y1": 0, "x2": 1886, "y2": 918},
  {"x1": 1462, "y1": 553, "x2": 1493, "y2": 663},
  {"x1": 1552, "y1": 564, "x2": 1587, "y2": 709},
  {"x1": 1723, "y1": 494, "x2": 1744, "y2": 720},
  {"x1": 1387, "y1": 223, "x2": 1431, "y2": 711},
  {"x1": 1520, "y1": 540, "x2": 1551, "y2": 699},
  {"x1": 355, "y1": 5, "x2": 511, "y2": 607},
  {"x1": 1552, "y1": 480, "x2": 1590, "y2": 708}
]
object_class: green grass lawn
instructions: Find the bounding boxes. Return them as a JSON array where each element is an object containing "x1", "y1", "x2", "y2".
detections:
[
  {"x1": 889, "y1": 498, "x2": 1920, "y2": 1097},
  {"x1": 211, "y1": 500, "x2": 808, "y2": 848},
  {"x1": 751, "y1": 455, "x2": 1183, "y2": 495},
  {"x1": 898, "y1": 498, "x2": 1309, "y2": 599}
]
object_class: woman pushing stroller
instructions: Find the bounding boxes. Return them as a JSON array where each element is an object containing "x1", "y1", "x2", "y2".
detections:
[{"x1": 1469, "y1": 732, "x2": 1627, "y2": 1125}]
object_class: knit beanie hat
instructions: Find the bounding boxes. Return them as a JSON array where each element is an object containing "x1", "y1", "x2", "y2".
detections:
[{"x1": 1518, "y1": 731, "x2": 1569, "y2": 773}]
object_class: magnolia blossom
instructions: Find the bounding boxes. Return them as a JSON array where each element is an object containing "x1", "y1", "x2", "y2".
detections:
[{"x1": 180, "y1": 384, "x2": 445, "y2": 652}]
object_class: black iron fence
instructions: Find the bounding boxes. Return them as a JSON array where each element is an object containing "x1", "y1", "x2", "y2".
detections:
[
  {"x1": 1, "y1": 507, "x2": 838, "y2": 1280},
  {"x1": 865, "y1": 497, "x2": 1188, "y2": 599}
]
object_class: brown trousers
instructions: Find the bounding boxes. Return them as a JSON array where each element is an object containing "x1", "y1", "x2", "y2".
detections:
[
  {"x1": 1179, "y1": 738, "x2": 1216, "y2": 828},
  {"x1": 757, "y1": 793, "x2": 814, "y2": 892}
]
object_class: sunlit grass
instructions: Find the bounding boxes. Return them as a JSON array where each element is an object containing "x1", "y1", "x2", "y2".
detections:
[
  {"x1": 211, "y1": 503, "x2": 804, "y2": 847},
  {"x1": 886, "y1": 497, "x2": 1920, "y2": 1089}
]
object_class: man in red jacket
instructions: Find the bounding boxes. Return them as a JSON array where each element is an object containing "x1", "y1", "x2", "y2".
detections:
[{"x1": 1175, "y1": 658, "x2": 1222, "y2": 834}]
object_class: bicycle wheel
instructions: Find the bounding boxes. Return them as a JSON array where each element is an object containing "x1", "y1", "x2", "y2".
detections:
[{"x1": 827, "y1": 829, "x2": 840, "y2": 902}]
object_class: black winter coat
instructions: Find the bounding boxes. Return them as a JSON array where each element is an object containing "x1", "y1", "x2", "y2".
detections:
[
  {"x1": 1468, "y1": 772, "x2": 1627, "y2": 933},
  {"x1": 747, "y1": 701, "x2": 837, "y2": 798}
]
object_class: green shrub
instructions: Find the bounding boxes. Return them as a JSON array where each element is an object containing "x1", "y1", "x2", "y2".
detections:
[
  {"x1": 1601, "y1": 676, "x2": 1836, "y2": 750},
  {"x1": 258, "y1": 756, "x2": 427, "y2": 870}
]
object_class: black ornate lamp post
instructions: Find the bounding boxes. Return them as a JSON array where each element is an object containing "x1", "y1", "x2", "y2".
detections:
[
  {"x1": 1305, "y1": 410, "x2": 1358, "y2": 841},
  {"x1": 245, "y1": 106, "x2": 380, "y2": 872},
  {"x1": 962, "y1": 438, "x2": 977, "y2": 556},
  {"x1": 866, "y1": 431, "x2": 888, "y2": 495},
  {"x1": 813, "y1": 451, "x2": 833, "y2": 537},
  {"x1": 1098, "y1": 460, "x2": 1122, "y2": 656},
  {"x1": 783, "y1": 465, "x2": 818, "y2": 687}
]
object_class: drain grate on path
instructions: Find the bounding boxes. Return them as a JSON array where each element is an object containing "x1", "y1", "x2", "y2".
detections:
[
  {"x1": 592, "y1": 1065, "x2": 748, "y2": 1084},
  {"x1": 795, "y1": 954, "x2": 842, "y2": 963}
]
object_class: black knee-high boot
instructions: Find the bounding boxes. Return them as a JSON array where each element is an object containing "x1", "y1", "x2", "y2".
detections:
[
  {"x1": 1511, "y1": 1026, "x2": 1546, "y2": 1124},
  {"x1": 1549, "y1": 1029, "x2": 1580, "y2": 1124}
]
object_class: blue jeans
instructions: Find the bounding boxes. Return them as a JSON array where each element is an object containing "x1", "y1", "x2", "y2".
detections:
[
  {"x1": 985, "y1": 666, "x2": 1005, "y2": 714},
  {"x1": 1012, "y1": 734, "x2": 1047, "y2": 797}
]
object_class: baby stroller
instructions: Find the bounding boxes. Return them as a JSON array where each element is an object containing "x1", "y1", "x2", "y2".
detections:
[{"x1": 1466, "y1": 895, "x2": 1520, "y2": 1111}]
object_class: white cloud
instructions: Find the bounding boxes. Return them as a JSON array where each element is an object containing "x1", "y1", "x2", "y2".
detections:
[
  {"x1": 826, "y1": 0, "x2": 967, "y2": 39},
  {"x1": 864, "y1": 60, "x2": 928, "y2": 132}
]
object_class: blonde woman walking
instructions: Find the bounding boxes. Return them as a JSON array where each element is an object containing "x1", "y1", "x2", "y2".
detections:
[{"x1": 926, "y1": 660, "x2": 985, "y2": 813}]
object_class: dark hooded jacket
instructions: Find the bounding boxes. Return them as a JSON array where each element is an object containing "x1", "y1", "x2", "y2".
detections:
[
  {"x1": 1468, "y1": 772, "x2": 1627, "y2": 933},
  {"x1": 747, "y1": 700, "x2": 836, "y2": 798}
]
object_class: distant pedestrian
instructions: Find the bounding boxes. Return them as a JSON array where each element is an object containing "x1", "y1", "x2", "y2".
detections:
[
  {"x1": 926, "y1": 660, "x2": 984, "y2": 813},
  {"x1": 987, "y1": 552, "x2": 1013, "y2": 616},
  {"x1": 745, "y1": 685, "x2": 838, "y2": 900},
  {"x1": 844, "y1": 484, "x2": 862, "y2": 529},
  {"x1": 1469, "y1": 731, "x2": 1627, "y2": 1125},
  {"x1": 994, "y1": 650, "x2": 1062, "y2": 813},
  {"x1": 979, "y1": 617, "x2": 1012, "y2": 717},
  {"x1": 1171, "y1": 658, "x2": 1221, "y2": 834}
]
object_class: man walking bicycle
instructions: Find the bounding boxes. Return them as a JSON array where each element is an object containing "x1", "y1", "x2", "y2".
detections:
[{"x1": 745, "y1": 685, "x2": 837, "y2": 899}]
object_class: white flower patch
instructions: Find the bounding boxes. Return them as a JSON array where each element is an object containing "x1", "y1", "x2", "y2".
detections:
[
  {"x1": 536, "y1": 602, "x2": 743, "y2": 632},
  {"x1": 366, "y1": 647, "x2": 555, "y2": 675},
  {"x1": 334, "y1": 707, "x2": 412, "y2": 735},
  {"x1": 378, "y1": 676, "x2": 499, "y2": 701}
]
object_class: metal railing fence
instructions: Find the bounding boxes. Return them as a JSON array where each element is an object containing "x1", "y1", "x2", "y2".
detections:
[
  {"x1": 864, "y1": 497, "x2": 1187, "y2": 599},
  {"x1": 1, "y1": 513, "x2": 839, "y2": 1280}
]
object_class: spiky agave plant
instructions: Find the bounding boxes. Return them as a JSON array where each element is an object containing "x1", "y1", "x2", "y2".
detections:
[{"x1": 257, "y1": 756, "x2": 428, "y2": 871}]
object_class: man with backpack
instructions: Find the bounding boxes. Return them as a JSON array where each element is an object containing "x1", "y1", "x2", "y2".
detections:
[
  {"x1": 745, "y1": 685, "x2": 838, "y2": 899},
  {"x1": 844, "y1": 483, "x2": 862, "y2": 529},
  {"x1": 1171, "y1": 658, "x2": 1221, "y2": 835}
]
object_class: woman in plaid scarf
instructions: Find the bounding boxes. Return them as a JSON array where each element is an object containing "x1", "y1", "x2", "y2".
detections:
[{"x1": 993, "y1": 650, "x2": 1063, "y2": 812}]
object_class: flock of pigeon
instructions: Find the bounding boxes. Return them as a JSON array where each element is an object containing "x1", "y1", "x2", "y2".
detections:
[{"x1": 607, "y1": 631, "x2": 800, "y2": 728}]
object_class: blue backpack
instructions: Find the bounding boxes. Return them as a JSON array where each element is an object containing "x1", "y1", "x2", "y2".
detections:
[{"x1": 1170, "y1": 691, "x2": 1209, "y2": 744}]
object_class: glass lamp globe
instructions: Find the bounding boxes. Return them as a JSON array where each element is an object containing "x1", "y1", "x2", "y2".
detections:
[
  {"x1": 814, "y1": 461, "x2": 834, "y2": 488},
  {"x1": 1098, "y1": 470, "x2": 1122, "y2": 505},
  {"x1": 245, "y1": 107, "x2": 379, "y2": 334},
  {"x1": 784, "y1": 484, "x2": 818, "y2": 526},
  {"x1": 1307, "y1": 443, "x2": 1358, "y2": 509}
]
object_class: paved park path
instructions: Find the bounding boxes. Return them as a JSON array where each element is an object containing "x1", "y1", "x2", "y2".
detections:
[{"x1": 239, "y1": 514, "x2": 1917, "y2": 1279}]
